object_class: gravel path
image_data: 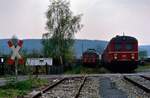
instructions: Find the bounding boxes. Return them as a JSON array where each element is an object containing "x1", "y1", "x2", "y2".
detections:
[{"x1": 99, "y1": 77, "x2": 127, "y2": 98}]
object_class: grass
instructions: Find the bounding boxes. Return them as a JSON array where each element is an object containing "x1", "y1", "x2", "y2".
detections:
[
  {"x1": 65, "y1": 65, "x2": 110, "y2": 74},
  {"x1": 135, "y1": 63, "x2": 150, "y2": 72},
  {"x1": 0, "y1": 76, "x2": 48, "y2": 98},
  {"x1": 65, "y1": 64, "x2": 150, "y2": 74}
]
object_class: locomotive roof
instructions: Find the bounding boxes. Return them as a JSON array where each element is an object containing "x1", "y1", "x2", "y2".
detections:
[
  {"x1": 111, "y1": 35, "x2": 137, "y2": 42},
  {"x1": 83, "y1": 49, "x2": 98, "y2": 54}
]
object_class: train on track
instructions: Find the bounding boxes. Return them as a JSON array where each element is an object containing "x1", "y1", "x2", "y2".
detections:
[
  {"x1": 101, "y1": 35, "x2": 138, "y2": 72},
  {"x1": 82, "y1": 49, "x2": 99, "y2": 67}
]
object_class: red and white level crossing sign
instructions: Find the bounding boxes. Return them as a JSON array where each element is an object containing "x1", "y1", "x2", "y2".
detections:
[{"x1": 7, "y1": 40, "x2": 24, "y2": 65}]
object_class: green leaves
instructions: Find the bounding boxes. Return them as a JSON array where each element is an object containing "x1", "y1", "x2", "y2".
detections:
[
  {"x1": 42, "y1": 0, "x2": 82, "y2": 65},
  {"x1": 0, "y1": 77, "x2": 48, "y2": 98}
]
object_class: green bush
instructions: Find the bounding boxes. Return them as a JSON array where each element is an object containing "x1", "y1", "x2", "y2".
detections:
[
  {"x1": 0, "y1": 76, "x2": 48, "y2": 98},
  {"x1": 15, "y1": 80, "x2": 32, "y2": 90}
]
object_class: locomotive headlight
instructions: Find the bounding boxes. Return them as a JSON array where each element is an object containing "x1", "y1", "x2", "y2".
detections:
[
  {"x1": 114, "y1": 54, "x2": 118, "y2": 59},
  {"x1": 114, "y1": 56, "x2": 117, "y2": 59},
  {"x1": 131, "y1": 56, "x2": 135, "y2": 59},
  {"x1": 1, "y1": 58, "x2": 4, "y2": 63},
  {"x1": 131, "y1": 53, "x2": 135, "y2": 59}
]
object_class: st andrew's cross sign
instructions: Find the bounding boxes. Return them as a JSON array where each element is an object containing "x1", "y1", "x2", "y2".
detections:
[{"x1": 7, "y1": 39, "x2": 24, "y2": 65}]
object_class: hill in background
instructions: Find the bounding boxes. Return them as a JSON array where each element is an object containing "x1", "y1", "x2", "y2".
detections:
[
  {"x1": 0, "y1": 39, "x2": 149, "y2": 58},
  {"x1": 0, "y1": 39, "x2": 107, "y2": 58},
  {"x1": 139, "y1": 45, "x2": 150, "y2": 56}
]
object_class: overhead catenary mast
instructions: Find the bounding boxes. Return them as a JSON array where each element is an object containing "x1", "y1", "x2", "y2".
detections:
[{"x1": 123, "y1": 32, "x2": 125, "y2": 36}]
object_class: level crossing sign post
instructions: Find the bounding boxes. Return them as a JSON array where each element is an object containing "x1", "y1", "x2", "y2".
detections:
[{"x1": 7, "y1": 39, "x2": 24, "y2": 80}]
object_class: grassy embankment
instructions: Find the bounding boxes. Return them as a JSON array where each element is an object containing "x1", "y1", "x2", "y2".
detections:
[
  {"x1": 65, "y1": 64, "x2": 150, "y2": 74},
  {"x1": 0, "y1": 76, "x2": 48, "y2": 98},
  {"x1": 65, "y1": 65, "x2": 110, "y2": 74},
  {"x1": 135, "y1": 63, "x2": 150, "y2": 72}
]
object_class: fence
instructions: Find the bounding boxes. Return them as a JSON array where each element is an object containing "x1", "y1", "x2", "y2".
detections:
[{"x1": 28, "y1": 65, "x2": 64, "y2": 75}]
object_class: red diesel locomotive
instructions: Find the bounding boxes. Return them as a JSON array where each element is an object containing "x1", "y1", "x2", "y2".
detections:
[
  {"x1": 102, "y1": 35, "x2": 138, "y2": 72},
  {"x1": 82, "y1": 49, "x2": 99, "y2": 66}
]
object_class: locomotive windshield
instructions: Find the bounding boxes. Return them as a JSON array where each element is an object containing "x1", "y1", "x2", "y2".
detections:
[
  {"x1": 125, "y1": 43, "x2": 133, "y2": 51},
  {"x1": 114, "y1": 43, "x2": 122, "y2": 51},
  {"x1": 114, "y1": 42, "x2": 134, "y2": 51}
]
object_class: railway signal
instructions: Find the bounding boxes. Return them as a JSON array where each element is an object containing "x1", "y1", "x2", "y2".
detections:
[
  {"x1": 7, "y1": 39, "x2": 24, "y2": 80},
  {"x1": 7, "y1": 40, "x2": 24, "y2": 65}
]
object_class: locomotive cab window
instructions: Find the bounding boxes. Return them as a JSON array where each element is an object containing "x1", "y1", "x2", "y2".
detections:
[
  {"x1": 126, "y1": 43, "x2": 133, "y2": 51},
  {"x1": 114, "y1": 43, "x2": 122, "y2": 51}
]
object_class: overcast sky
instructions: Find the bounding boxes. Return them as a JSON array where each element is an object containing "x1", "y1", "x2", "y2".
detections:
[{"x1": 0, "y1": 0, "x2": 150, "y2": 45}]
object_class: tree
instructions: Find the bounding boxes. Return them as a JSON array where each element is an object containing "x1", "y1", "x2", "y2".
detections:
[{"x1": 42, "y1": 0, "x2": 82, "y2": 65}]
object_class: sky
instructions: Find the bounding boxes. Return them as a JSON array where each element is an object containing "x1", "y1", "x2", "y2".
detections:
[{"x1": 0, "y1": 0, "x2": 150, "y2": 45}]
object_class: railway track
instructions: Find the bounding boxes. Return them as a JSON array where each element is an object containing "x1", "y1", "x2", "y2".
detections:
[
  {"x1": 123, "y1": 75, "x2": 150, "y2": 93},
  {"x1": 31, "y1": 78, "x2": 66, "y2": 98},
  {"x1": 28, "y1": 76, "x2": 87, "y2": 98},
  {"x1": 74, "y1": 76, "x2": 87, "y2": 98},
  {"x1": 23, "y1": 74, "x2": 150, "y2": 98},
  {"x1": 76, "y1": 76, "x2": 100, "y2": 98}
]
